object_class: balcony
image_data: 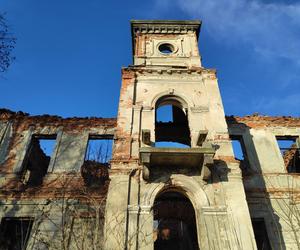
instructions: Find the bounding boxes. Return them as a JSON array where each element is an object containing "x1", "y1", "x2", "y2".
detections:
[{"x1": 139, "y1": 146, "x2": 215, "y2": 181}]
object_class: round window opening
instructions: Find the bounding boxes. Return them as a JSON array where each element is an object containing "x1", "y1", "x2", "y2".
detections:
[{"x1": 158, "y1": 43, "x2": 175, "y2": 55}]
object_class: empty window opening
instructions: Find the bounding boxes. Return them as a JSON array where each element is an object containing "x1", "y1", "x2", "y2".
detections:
[
  {"x1": 155, "y1": 97, "x2": 191, "y2": 147},
  {"x1": 85, "y1": 137, "x2": 113, "y2": 164},
  {"x1": 230, "y1": 135, "x2": 249, "y2": 171},
  {"x1": 22, "y1": 135, "x2": 57, "y2": 186},
  {"x1": 81, "y1": 136, "x2": 113, "y2": 187},
  {"x1": 276, "y1": 136, "x2": 300, "y2": 173},
  {"x1": 153, "y1": 191, "x2": 199, "y2": 250},
  {"x1": 0, "y1": 217, "x2": 34, "y2": 250},
  {"x1": 252, "y1": 218, "x2": 271, "y2": 250}
]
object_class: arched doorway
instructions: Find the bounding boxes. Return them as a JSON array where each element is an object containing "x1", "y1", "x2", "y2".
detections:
[{"x1": 153, "y1": 190, "x2": 199, "y2": 250}]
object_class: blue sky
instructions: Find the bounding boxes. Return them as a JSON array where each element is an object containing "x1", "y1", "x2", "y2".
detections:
[{"x1": 0, "y1": 0, "x2": 300, "y2": 118}]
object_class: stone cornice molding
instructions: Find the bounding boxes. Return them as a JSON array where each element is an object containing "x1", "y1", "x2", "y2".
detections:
[
  {"x1": 127, "y1": 66, "x2": 215, "y2": 76},
  {"x1": 131, "y1": 20, "x2": 201, "y2": 37}
]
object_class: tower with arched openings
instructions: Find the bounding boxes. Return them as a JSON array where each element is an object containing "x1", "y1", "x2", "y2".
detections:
[{"x1": 104, "y1": 20, "x2": 256, "y2": 250}]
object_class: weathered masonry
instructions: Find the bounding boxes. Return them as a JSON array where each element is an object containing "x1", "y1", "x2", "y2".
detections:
[{"x1": 0, "y1": 20, "x2": 299, "y2": 250}]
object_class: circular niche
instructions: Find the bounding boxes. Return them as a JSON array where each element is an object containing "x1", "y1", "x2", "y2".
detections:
[{"x1": 158, "y1": 43, "x2": 175, "y2": 55}]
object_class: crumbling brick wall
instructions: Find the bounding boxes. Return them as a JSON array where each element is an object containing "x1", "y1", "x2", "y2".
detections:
[{"x1": 0, "y1": 109, "x2": 117, "y2": 249}]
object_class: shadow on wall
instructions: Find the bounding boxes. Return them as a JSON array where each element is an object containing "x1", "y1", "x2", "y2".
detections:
[{"x1": 229, "y1": 117, "x2": 285, "y2": 250}]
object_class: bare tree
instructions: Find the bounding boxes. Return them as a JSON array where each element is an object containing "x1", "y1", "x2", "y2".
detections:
[{"x1": 265, "y1": 174, "x2": 300, "y2": 249}]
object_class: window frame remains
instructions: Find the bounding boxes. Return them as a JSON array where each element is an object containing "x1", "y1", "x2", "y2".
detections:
[
  {"x1": 84, "y1": 134, "x2": 114, "y2": 165},
  {"x1": 276, "y1": 136, "x2": 300, "y2": 173},
  {"x1": 21, "y1": 134, "x2": 57, "y2": 186},
  {"x1": 0, "y1": 217, "x2": 34, "y2": 250},
  {"x1": 230, "y1": 134, "x2": 250, "y2": 172}
]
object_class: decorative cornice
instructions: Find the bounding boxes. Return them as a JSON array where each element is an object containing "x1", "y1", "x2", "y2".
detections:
[
  {"x1": 131, "y1": 67, "x2": 216, "y2": 82},
  {"x1": 127, "y1": 66, "x2": 215, "y2": 76},
  {"x1": 131, "y1": 20, "x2": 201, "y2": 37}
]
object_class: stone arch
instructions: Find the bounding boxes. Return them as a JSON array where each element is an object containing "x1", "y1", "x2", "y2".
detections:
[
  {"x1": 143, "y1": 176, "x2": 209, "y2": 249},
  {"x1": 142, "y1": 175, "x2": 209, "y2": 209},
  {"x1": 150, "y1": 90, "x2": 194, "y2": 110}
]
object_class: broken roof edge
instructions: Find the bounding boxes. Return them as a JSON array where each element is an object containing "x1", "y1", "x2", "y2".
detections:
[
  {"x1": 226, "y1": 114, "x2": 300, "y2": 128},
  {"x1": 0, "y1": 108, "x2": 117, "y2": 124},
  {"x1": 2, "y1": 109, "x2": 300, "y2": 129},
  {"x1": 226, "y1": 114, "x2": 300, "y2": 120}
]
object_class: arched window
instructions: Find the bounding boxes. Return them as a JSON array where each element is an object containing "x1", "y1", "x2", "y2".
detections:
[
  {"x1": 153, "y1": 190, "x2": 199, "y2": 250},
  {"x1": 155, "y1": 96, "x2": 191, "y2": 147}
]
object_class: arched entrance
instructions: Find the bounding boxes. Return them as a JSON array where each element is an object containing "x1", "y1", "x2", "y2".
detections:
[{"x1": 153, "y1": 190, "x2": 199, "y2": 250}]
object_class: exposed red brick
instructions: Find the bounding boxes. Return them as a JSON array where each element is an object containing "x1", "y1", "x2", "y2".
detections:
[
  {"x1": 226, "y1": 114, "x2": 300, "y2": 128},
  {"x1": 215, "y1": 155, "x2": 239, "y2": 163},
  {"x1": 0, "y1": 109, "x2": 117, "y2": 131},
  {"x1": 283, "y1": 146, "x2": 299, "y2": 170},
  {"x1": 0, "y1": 173, "x2": 109, "y2": 201},
  {"x1": 0, "y1": 109, "x2": 117, "y2": 174}
]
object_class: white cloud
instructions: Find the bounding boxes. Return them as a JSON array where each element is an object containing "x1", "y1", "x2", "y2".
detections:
[{"x1": 156, "y1": 0, "x2": 300, "y2": 65}]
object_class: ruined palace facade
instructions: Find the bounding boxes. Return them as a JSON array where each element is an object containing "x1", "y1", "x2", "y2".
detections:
[{"x1": 0, "y1": 20, "x2": 299, "y2": 250}]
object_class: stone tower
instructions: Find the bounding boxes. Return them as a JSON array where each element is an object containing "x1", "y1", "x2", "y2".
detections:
[{"x1": 104, "y1": 20, "x2": 256, "y2": 249}]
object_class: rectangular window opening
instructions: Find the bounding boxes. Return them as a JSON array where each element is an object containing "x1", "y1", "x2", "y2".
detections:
[
  {"x1": 251, "y1": 218, "x2": 271, "y2": 250},
  {"x1": 276, "y1": 136, "x2": 300, "y2": 173},
  {"x1": 0, "y1": 217, "x2": 34, "y2": 250},
  {"x1": 22, "y1": 134, "x2": 57, "y2": 186},
  {"x1": 230, "y1": 135, "x2": 250, "y2": 173},
  {"x1": 84, "y1": 136, "x2": 113, "y2": 165},
  {"x1": 82, "y1": 136, "x2": 113, "y2": 187}
]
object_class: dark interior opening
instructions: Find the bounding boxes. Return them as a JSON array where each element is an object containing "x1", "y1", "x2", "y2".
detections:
[
  {"x1": 155, "y1": 99, "x2": 191, "y2": 147},
  {"x1": 158, "y1": 43, "x2": 174, "y2": 54},
  {"x1": 22, "y1": 135, "x2": 56, "y2": 186},
  {"x1": 153, "y1": 191, "x2": 198, "y2": 250},
  {"x1": 0, "y1": 217, "x2": 34, "y2": 250},
  {"x1": 276, "y1": 136, "x2": 300, "y2": 173},
  {"x1": 251, "y1": 218, "x2": 271, "y2": 250}
]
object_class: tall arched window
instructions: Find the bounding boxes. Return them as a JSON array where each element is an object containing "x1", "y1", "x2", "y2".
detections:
[{"x1": 155, "y1": 95, "x2": 191, "y2": 147}]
